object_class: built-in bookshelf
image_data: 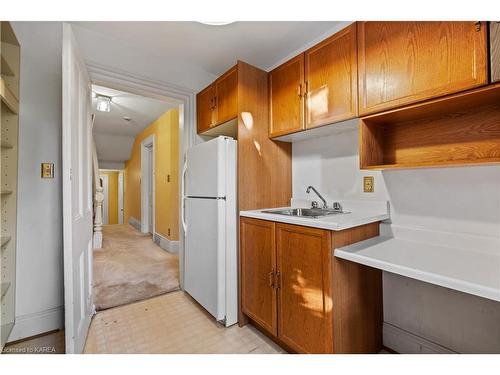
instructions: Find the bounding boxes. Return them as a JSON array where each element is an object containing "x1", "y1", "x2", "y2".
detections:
[{"x1": 1, "y1": 21, "x2": 20, "y2": 351}]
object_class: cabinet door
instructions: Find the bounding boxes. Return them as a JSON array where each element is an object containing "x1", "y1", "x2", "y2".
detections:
[
  {"x1": 269, "y1": 54, "x2": 305, "y2": 137},
  {"x1": 358, "y1": 21, "x2": 488, "y2": 115},
  {"x1": 240, "y1": 218, "x2": 277, "y2": 336},
  {"x1": 305, "y1": 23, "x2": 358, "y2": 128},
  {"x1": 276, "y1": 223, "x2": 332, "y2": 353},
  {"x1": 491, "y1": 22, "x2": 500, "y2": 83},
  {"x1": 196, "y1": 84, "x2": 215, "y2": 133},
  {"x1": 214, "y1": 66, "x2": 238, "y2": 125}
]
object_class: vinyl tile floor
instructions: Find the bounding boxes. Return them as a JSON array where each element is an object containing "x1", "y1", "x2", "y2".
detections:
[{"x1": 84, "y1": 290, "x2": 286, "y2": 354}]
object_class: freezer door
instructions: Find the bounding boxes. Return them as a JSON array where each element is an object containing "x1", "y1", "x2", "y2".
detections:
[
  {"x1": 184, "y1": 197, "x2": 226, "y2": 322},
  {"x1": 186, "y1": 137, "x2": 226, "y2": 198}
]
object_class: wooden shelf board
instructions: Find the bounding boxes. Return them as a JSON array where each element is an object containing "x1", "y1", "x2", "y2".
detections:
[
  {"x1": 0, "y1": 76, "x2": 19, "y2": 114},
  {"x1": 1, "y1": 55, "x2": 15, "y2": 76},
  {"x1": 360, "y1": 83, "x2": 500, "y2": 170},
  {"x1": 1, "y1": 235, "x2": 11, "y2": 247},
  {"x1": 1, "y1": 140, "x2": 14, "y2": 149},
  {"x1": 199, "y1": 117, "x2": 238, "y2": 139},
  {"x1": 1, "y1": 282, "x2": 11, "y2": 299}
]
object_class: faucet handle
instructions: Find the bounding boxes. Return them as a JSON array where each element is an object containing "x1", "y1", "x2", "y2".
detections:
[
  {"x1": 311, "y1": 201, "x2": 319, "y2": 209},
  {"x1": 332, "y1": 202, "x2": 343, "y2": 211}
]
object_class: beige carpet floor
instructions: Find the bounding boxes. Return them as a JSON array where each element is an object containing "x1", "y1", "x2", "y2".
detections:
[{"x1": 93, "y1": 224, "x2": 180, "y2": 310}]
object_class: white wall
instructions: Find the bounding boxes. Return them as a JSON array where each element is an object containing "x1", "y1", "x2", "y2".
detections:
[
  {"x1": 9, "y1": 22, "x2": 64, "y2": 341},
  {"x1": 292, "y1": 128, "x2": 500, "y2": 353}
]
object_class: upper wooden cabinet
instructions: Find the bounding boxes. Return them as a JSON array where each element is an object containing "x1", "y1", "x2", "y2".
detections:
[
  {"x1": 358, "y1": 21, "x2": 488, "y2": 115},
  {"x1": 196, "y1": 84, "x2": 216, "y2": 133},
  {"x1": 196, "y1": 65, "x2": 238, "y2": 135},
  {"x1": 305, "y1": 23, "x2": 358, "y2": 128},
  {"x1": 214, "y1": 66, "x2": 238, "y2": 124},
  {"x1": 269, "y1": 54, "x2": 305, "y2": 137}
]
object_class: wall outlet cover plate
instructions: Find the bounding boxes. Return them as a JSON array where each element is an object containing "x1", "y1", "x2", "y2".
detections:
[{"x1": 363, "y1": 176, "x2": 374, "y2": 192}]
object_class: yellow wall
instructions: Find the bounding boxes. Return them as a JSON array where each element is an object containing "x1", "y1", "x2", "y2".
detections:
[
  {"x1": 124, "y1": 108, "x2": 179, "y2": 240},
  {"x1": 100, "y1": 170, "x2": 119, "y2": 225}
]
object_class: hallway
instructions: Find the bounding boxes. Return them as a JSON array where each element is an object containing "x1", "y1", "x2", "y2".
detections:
[{"x1": 93, "y1": 224, "x2": 179, "y2": 310}]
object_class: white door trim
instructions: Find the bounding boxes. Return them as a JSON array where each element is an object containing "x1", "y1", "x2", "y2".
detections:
[
  {"x1": 100, "y1": 174, "x2": 109, "y2": 225},
  {"x1": 86, "y1": 61, "x2": 196, "y2": 290},
  {"x1": 118, "y1": 171, "x2": 124, "y2": 224},
  {"x1": 140, "y1": 135, "x2": 155, "y2": 234}
]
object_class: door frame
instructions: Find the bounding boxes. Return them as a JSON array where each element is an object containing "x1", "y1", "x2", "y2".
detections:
[
  {"x1": 100, "y1": 174, "x2": 109, "y2": 225},
  {"x1": 140, "y1": 135, "x2": 155, "y2": 234},
  {"x1": 87, "y1": 61, "x2": 196, "y2": 289},
  {"x1": 118, "y1": 171, "x2": 124, "y2": 224}
]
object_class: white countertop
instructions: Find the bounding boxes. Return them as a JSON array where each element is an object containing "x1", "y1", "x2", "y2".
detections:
[
  {"x1": 335, "y1": 225, "x2": 500, "y2": 303},
  {"x1": 239, "y1": 200, "x2": 390, "y2": 231}
]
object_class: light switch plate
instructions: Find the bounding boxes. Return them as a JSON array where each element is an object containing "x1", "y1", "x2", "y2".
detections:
[
  {"x1": 41, "y1": 163, "x2": 54, "y2": 179},
  {"x1": 363, "y1": 176, "x2": 374, "y2": 192}
]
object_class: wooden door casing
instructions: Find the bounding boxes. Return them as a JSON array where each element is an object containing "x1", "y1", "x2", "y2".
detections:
[
  {"x1": 276, "y1": 223, "x2": 333, "y2": 354},
  {"x1": 240, "y1": 217, "x2": 278, "y2": 336},
  {"x1": 269, "y1": 54, "x2": 305, "y2": 137},
  {"x1": 305, "y1": 23, "x2": 358, "y2": 128},
  {"x1": 358, "y1": 21, "x2": 488, "y2": 115},
  {"x1": 196, "y1": 84, "x2": 215, "y2": 133},
  {"x1": 214, "y1": 66, "x2": 238, "y2": 124}
]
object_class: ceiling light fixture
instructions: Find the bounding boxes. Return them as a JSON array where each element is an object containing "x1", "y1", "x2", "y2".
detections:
[
  {"x1": 96, "y1": 95, "x2": 112, "y2": 112},
  {"x1": 198, "y1": 21, "x2": 235, "y2": 26}
]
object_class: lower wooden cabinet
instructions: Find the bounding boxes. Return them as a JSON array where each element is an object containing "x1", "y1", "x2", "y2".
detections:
[
  {"x1": 240, "y1": 217, "x2": 383, "y2": 354},
  {"x1": 276, "y1": 223, "x2": 333, "y2": 353},
  {"x1": 240, "y1": 218, "x2": 277, "y2": 336}
]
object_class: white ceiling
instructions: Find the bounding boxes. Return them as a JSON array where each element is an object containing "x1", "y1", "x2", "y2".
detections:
[
  {"x1": 74, "y1": 21, "x2": 346, "y2": 83},
  {"x1": 92, "y1": 84, "x2": 176, "y2": 136},
  {"x1": 92, "y1": 84, "x2": 176, "y2": 166}
]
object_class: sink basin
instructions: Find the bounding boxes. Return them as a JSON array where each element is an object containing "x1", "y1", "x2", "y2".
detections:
[{"x1": 261, "y1": 207, "x2": 349, "y2": 218}]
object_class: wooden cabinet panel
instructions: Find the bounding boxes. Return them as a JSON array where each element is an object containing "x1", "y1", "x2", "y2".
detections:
[
  {"x1": 240, "y1": 217, "x2": 277, "y2": 336},
  {"x1": 305, "y1": 23, "x2": 358, "y2": 128},
  {"x1": 196, "y1": 84, "x2": 215, "y2": 133},
  {"x1": 358, "y1": 21, "x2": 488, "y2": 115},
  {"x1": 214, "y1": 66, "x2": 238, "y2": 124},
  {"x1": 276, "y1": 224, "x2": 332, "y2": 354},
  {"x1": 269, "y1": 54, "x2": 305, "y2": 137},
  {"x1": 491, "y1": 22, "x2": 500, "y2": 83}
]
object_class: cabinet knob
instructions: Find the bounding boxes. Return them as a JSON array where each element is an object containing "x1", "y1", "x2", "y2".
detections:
[{"x1": 268, "y1": 270, "x2": 274, "y2": 288}]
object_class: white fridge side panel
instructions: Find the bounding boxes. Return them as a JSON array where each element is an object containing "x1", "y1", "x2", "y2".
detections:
[
  {"x1": 184, "y1": 198, "x2": 226, "y2": 321},
  {"x1": 224, "y1": 139, "x2": 238, "y2": 326}
]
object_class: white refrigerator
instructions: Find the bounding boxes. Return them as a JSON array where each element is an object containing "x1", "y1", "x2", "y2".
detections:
[{"x1": 181, "y1": 136, "x2": 238, "y2": 327}]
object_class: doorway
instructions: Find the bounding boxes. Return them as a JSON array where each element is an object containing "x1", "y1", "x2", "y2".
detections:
[{"x1": 101, "y1": 174, "x2": 109, "y2": 224}]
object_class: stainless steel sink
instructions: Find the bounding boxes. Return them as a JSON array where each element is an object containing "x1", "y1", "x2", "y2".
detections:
[{"x1": 261, "y1": 207, "x2": 349, "y2": 218}]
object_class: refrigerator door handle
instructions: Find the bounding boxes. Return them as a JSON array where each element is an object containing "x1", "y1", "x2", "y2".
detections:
[{"x1": 181, "y1": 161, "x2": 188, "y2": 234}]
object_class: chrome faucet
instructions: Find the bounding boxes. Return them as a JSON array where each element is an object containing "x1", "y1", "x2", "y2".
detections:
[{"x1": 306, "y1": 186, "x2": 327, "y2": 209}]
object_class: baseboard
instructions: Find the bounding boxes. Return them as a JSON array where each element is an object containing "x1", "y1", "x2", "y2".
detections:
[
  {"x1": 7, "y1": 306, "x2": 64, "y2": 342},
  {"x1": 153, "y1": 232, "x2": 179, "y2": 254},
  {"x1": 383, "y1": 322, "x2": 457, "y2": 354},
  {"x1": 128, "y1": 216, "x2": 141, "y2": 231}
]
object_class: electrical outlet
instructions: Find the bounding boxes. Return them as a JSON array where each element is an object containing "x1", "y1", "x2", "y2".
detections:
[
  {"x1": 363, "y1": 176, "x2": 374, "y2": 193},
  {"x1": 168, "y1": 228, "x2": 171, "y2": 236},
  {"x1": 41, "y1": 163, "x2": 54, "y2": 178},
  {"x1": 167, "y1": 174, "x2": 171, "y2": 183}
]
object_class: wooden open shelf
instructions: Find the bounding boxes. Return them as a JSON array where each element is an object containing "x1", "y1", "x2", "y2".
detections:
[
  {"x1": 1, "y1": 235, "x2": 11, "y2": 247},
  {"x1": 360, "y1": 83, "x2": 500, "y2": 170},
  {"x1": 0, "y1": 76, "x2": 19, "y2": 114},
  {"x1": 1, "y1": 140, "x2": 13, "y2": 149}
]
